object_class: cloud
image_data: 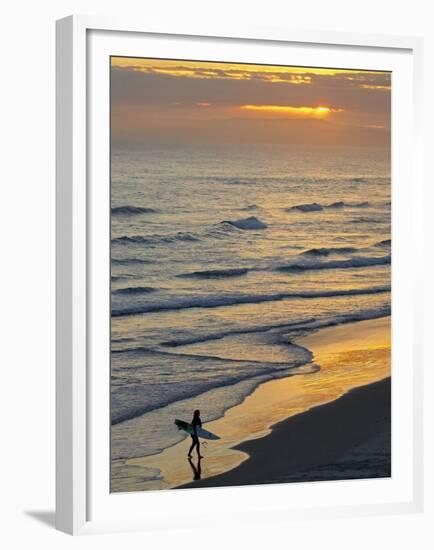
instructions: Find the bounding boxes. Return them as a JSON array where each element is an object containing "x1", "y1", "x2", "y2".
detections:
[
  {"x1": 111, "y1": 58, "x2": 390, "y2": 90},
  {"x1": 111, "y1": 66, "x2": 389, "y2": 112},
  {"x1": 359, "y1": 84, "x2": 392, "y2": 90}
]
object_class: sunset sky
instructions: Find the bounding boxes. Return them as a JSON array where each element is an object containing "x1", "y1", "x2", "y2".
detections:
[{"x1": 111, "y1": 57, "x2": 391, "y2": 147}]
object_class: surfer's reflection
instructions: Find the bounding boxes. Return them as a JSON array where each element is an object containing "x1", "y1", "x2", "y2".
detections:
[{"x1": 188, "y1": 456, "x2": 202, "y2": 481}]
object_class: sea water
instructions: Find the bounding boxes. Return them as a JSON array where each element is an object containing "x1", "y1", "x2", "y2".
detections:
[{"x1": 110, "y1": 142, "x2": 390, "y2": 469}]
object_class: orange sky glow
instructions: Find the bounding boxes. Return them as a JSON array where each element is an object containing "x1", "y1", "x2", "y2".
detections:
[{"x1": 111, "y1": 57, "x2": 391, "y2": 147}]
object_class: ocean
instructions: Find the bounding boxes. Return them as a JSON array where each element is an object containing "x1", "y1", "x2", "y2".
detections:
[{"x1": 110, "y1": 142, "x2": 391, "y2": 479}]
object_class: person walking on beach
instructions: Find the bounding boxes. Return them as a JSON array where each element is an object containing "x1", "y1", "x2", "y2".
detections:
[{"x1": 188, "y1": 409, "x2": 203, "y2": 459}]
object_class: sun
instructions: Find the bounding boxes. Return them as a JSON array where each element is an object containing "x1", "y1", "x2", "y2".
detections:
[
  {"x1": 316, "y1": 106, "x2": 331, "y2": 113},
  {"x1": 239, "y1": 104, "x2": 341, "y2": 118}
]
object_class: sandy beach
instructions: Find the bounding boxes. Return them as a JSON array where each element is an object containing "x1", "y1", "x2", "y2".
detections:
[
  {"x1": 181, "y1": 378, "x2": 390, "y2": 488},
  {"x1": 180, "y1": 317, "x2": 391, "y2": 489},
  {"x1": 114, "y1": 315, "x2": 391, "y2": 491}
]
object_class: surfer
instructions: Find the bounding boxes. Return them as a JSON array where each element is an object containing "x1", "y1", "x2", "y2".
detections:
[{"x1": 188, "y1": 409, "x2": 203, "y2": 458}]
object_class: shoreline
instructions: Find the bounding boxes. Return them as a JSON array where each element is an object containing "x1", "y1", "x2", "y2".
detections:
[
  {"x1": 180, "y1": 377, "x2": 391, "y2": 488},
  {"x1": 116, "y1": 315, "x2": 390, "y2": 492}
]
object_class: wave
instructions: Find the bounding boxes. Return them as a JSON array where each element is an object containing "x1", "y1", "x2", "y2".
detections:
[
  {"x1": 212, "y1": 177, "x2": 258, "y2": 185},
  {"x1": 111, "y1": 356, "x2": 313, "y2": 426},
  {"x1": 287, "y1": 202, "x2": 323, "y2": 212},
  {"x1": 111, "y1": 285, "x2": 390, "y2": 317},
  {"x1": 191, "y1": 175, "x2": 389, "y2": 186},
  {"x1": 220, "y1": 216, "x2": 267, "y2": 230},
  {"x1": 112, "y1": 257, "x2": 153, "y2": 265},
  {"x1": 350, "y1": 216, "x2": 387, "y2": 224},
  {"x1": 111, "y1": 316, "x2": 315, "y2": 350},
  {"x1": 349, "y1": 176, "x2": 390, "y2": 185},
  {"x1": 159, "y1": 318, "x2": 318, "y2": 347},
  {"x1": 199, "y1": 176, "x2": 277, "y2": 186},
  {"x1": 112, "y1": 344, "x2": 306, "y2": 367},
  {"x1": 113, "y1": 286, "x2": 157, "y2": 296},
  {"x1": 301, "y1": 246, "x2": 358, "y2": 256},
  {"x1": 111, "y1": 274, "x2": 143, "y2": 282},
  {"x1": 286, "y1": 201, "x2": 371, "y2": 213},
  {"x1": 375, "y1": 238, "x2": 391, "y2": 248},
  {"x1": 328, "y1": 201, "x2": 370, "y2": 208},
  {"x1": 277, "y1": 255, "x2": 390, "y2": 273},
  {"x1": 178, "y1": 267, "x2": 249, "y2": 279},
  {"x1": 160, "y1": 305, "x2": 391, "y2": 348},
  {"x1": 112, "y1": 232, "x2": 200, "y2": 245},
  {"x1": 112, "y1": 205, "x2": 157, "y2": 216}
]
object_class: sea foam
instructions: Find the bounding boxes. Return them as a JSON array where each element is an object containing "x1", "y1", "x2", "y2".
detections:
[{"x1": 221, "y1": 216, "x2": 267, "y2": 230}]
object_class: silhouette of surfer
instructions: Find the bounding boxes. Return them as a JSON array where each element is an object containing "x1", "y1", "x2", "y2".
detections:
[{"x1": 187, "y1": 409, "x2": 203, "y2": 458}]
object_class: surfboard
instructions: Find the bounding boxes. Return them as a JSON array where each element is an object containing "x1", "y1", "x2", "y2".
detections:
[{"x1": 174, "y1": 419, "x2": 220, "y2": 440}]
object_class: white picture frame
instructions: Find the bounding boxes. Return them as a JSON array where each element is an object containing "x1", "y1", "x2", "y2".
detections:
[{"x1": 56, "y1": 14, "x2": 424, "y2": 535}]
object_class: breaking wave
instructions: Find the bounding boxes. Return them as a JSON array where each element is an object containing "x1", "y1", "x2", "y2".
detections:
[
  {"x1": 178, "y1": 267, "x2": 249, "y2": 279},
  {"x1": 111, "y1": 285, "x2": 390, "y2": 317},
  {"x1": 375, "y1": 238, "x2": 391, "y2": 248},
  {"x1": 220, "y1": 216, "x2": 267, "y2": 230},
  {"x1": 112, "y1": 232, "x2": 200, "y2": 245},
  {"x1": 112, "y1": 205, "x2": 157, "y2": 216},
  {"x1": 301, "y1": 246, "x2": 358, "y2": 256},
  {"x1": 287, "y1": 201, "x2": 371, "y2": 212},
  {"x1": 113, "y1": 286, "x2": 158, "y2": 296},
  {"x1": 277, "y1": 255, "x2": 390, "y2": 273}
]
